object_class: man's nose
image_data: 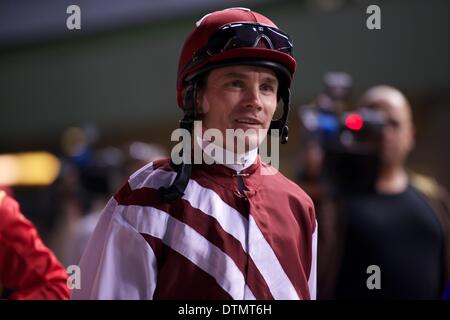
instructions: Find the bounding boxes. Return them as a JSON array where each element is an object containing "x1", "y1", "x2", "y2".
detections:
[{"x1": 242, "y1": 85, "x2": 263, "y2": 111}]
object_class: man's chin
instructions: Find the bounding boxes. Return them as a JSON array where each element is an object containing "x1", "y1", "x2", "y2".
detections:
[{"x1": 226, "y1": 136, "x2": 260, "y2": 154}]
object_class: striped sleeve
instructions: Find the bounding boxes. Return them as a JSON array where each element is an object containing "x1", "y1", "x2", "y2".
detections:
[{"x1": 70, "y1": 198, "x2": 158, "y2": 300}]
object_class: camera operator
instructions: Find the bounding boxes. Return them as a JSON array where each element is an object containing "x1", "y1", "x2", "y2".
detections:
[
  {"x1": 297, "y1": 73, "x2": 356, "y2": 299},
  {"x1": 316, "y1": 85, "x2": 450, "y2": 299},
  {"x1": 296, "y1": 72, "x2": 353, "y2": 206}
]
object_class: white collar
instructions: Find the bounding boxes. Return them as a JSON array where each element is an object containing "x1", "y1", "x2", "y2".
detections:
[{"x1": 195, "y1": 135, "x2": 258, "y2": 172}]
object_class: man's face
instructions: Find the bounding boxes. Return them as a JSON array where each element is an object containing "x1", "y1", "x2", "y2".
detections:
[
  {"x1": 369, "y1": 99, "x2": 415, "y2": 167},
  {"x1": 197, "y1": 65, "x2": 279, "y2": 152}
]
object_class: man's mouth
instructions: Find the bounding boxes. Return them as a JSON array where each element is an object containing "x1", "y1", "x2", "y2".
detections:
[{"x1": 235, "y1": 118, "x2": 262, "y2": 125}]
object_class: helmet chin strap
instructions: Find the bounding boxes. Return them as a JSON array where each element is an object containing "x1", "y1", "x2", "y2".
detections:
[
  {"x1": 160, "y1": 82, "x2": 291, "y2": 201},
  {"x1": 159, "y1": 81, "x2": 197, "y2": 201},
  {"x1": 269, "y1": 87, "x2": 291, "y2": 144}
]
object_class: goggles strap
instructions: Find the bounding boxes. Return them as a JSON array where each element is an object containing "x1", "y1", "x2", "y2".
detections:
[{"x1": 270, "y1": 87, "x2": 290, "y2": 144}]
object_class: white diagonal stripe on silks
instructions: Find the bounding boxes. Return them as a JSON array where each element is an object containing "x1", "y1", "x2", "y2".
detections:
[
  {"x1": 129, "y1": 162, "x2": 158, "y2": 190},
  {"x1": 72, "y1": 198, "x2": 159, "y2": 300},
  {"x1": 248, "y1": 215, "x2": 300, "y2": 299},
  {"x1": 130, "y1": 167, "x2": 249, "y2": 248},
  {"x1": 128, "y1": 165, "x2": 300, "y2": 299},
  {"x1": 117, "y1": 204, "x2": 256, "y2": 300}
]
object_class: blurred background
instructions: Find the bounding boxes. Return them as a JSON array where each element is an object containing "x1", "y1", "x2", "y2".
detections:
[{"x1": 0, "y1": 0, "x2": 449, "y2": 266}]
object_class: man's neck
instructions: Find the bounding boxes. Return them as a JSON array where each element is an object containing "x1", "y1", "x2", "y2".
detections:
[
  {"x1": 195, "y1": 136, "x2": 258, "y2": 172},
  {"x1": 376, "y1": 165, "x2": 409, "y2": 194}
]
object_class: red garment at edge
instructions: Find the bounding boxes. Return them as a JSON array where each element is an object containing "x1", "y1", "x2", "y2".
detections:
[{"x1": 0, "y1": 191, "x2": 70, "y2": 299}]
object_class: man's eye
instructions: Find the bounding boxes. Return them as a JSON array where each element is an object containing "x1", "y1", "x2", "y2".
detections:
[
  {"x1": 387, "y1": 119, "x2": 400, "y2": 129},
  {"x1": 261, "y1": 84, "x2": 275, "y2": 92},
  {"x1": 229, "y1": 80, "x2": 244, "y2": 88}
]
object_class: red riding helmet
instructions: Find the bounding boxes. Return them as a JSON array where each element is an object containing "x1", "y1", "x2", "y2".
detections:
[{"x1": 176, "y1": 7, "x2": 297, "y2": 109}]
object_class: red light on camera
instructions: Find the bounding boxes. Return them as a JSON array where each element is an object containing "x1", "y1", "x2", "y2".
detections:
[{"x1": 345, "y1": 114, "x2": 364, "y2": 131}]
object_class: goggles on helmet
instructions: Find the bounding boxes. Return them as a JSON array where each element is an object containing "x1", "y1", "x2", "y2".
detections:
[{"x1": 183, "y1": 22, "x2": 294, "y2": 75}]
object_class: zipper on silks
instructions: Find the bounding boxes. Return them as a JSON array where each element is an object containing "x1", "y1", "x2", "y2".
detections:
[
  {"x1": 233, "y1": 172, "x2": 250, "y2": 198},
  {"x1": 233, "y1": 171, "x2": 251, "y2": 299}
]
